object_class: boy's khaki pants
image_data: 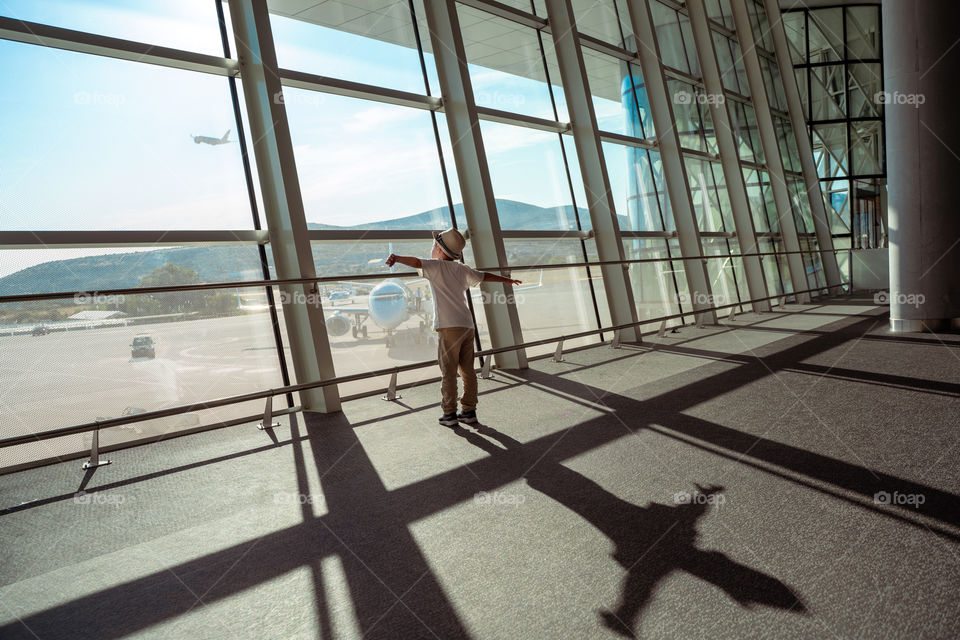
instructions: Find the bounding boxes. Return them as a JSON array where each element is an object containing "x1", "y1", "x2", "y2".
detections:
[{"x1": 436, "y1": 326, "x2": 477, "y2": 414}]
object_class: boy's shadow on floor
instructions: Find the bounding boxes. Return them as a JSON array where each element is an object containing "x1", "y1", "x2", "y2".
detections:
[{"x1": 447, "y1": 422, "x2": 807, "y2": 639}]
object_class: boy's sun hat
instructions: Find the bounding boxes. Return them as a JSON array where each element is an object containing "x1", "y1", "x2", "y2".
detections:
[{"x1": 434, "y1": 228, "x2": 466, "y2": 260}]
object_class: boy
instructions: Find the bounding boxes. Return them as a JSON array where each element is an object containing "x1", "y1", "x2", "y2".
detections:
[{"x1": 385, "y1": 228, "x2": 520, "y2": 426}]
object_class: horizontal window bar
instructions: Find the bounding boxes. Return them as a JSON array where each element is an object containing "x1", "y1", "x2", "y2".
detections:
[
  {"x1": 0, "y1": 16, "x2": 237, "y2": 77},
  {"x1": 0, "y1": 230, "x2": 270, "y2": 249}
]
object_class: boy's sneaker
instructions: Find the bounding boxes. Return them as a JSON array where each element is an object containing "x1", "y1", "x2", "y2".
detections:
[
  {"x1": 438, "y1": 413, "x2": 459, "y2": 427},
  {"x1": 457, "y1": 410, "x2": 478, "y2": 424}
]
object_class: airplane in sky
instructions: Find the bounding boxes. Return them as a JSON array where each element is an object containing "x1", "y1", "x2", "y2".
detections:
[{"x1": 191, "y1": 130, "x2": 231, "y2": 146}]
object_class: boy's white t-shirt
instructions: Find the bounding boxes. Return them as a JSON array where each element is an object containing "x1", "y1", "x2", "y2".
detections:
[{"x1": 419, "y1": 258, "x2": 484, "y2": 330}]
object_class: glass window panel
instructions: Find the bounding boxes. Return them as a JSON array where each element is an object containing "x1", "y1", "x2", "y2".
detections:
[
  {"x1": 743, "y1": 167, "x2": 770, "y2": 233},
  {"x1": 0, "y1": 40, "x2": 254, "y2": 232},
  {"x1": 758, "y1": 238, "x2": 788, "y2": 296},
  {"x1": 808, "y1": 8, "x2": 844, "y2": 64},
  {"x1": 497, "y1": 0, "x2": 548, "y2": 17},
  {"x1": 846, "y1": 6, "x2": 880, "y2": 61},
  {"x1": 678, "y1": 14, "x2": 701, "y2": 78},
  {"x1": 822, "y1": 179, "x2": 851, "y2": 234},
  {"x1": 795, "y1": 68, "x2": 809, "y2": 117},
  {"x1": 286, "y1": 92, "x2": 456, "y2": 229},
  {"x1": 747, "y1": 0, "x2": 773, "y2": 52},
  {"x1": 706, "y1": 0, "x2": 735, "y2": 30},
  {"x1": 571, "y1": 0, "x2": 632, "y2": 50},
  {"x1": 761, "y1": 55, "x2": 788, "y2": 112},
  {"x1": 603, "y1": 143, "x2": 674, "y2": 233},
  {"x1": 304, "y1": 271, "x2": 444, "y2": 397},
  {"x1": 783, "y1": 11, "x2": 807, "y2": 64},
  {"x1": 775, "y1": 117, "x2": 802, "y2": 173},
  {"x1": 848, "y1": 63, "x2": 882, "y2": 118},
  {"x1": 650, "y1": 1, "x2": 690, "y2": 74},
  {"x1": 270, "y1": 0, "x2": 429, "y2": 95},
  {"x1": 512, "y1": 266, "x2": 602, "y2": 356},
  {"x1": 0, "y1": 288, "x2": 286, "y2": 468},
  {"x1": 812, "y1": 123, "x2": 848, "y2": 179},
  {"x1": 809, "y1": 64, "x2": 845, "y2": 120},
  {"x1": 850, "y1": 121, "x2": 883, "y2": 176},
  {"x1": 481, "y1": 122, "x2": 583, "y2": 230},
  {"x1": 668, "y1": 80, "x2": 707, "y2": 152},
  {"x1": 622, "y1": 239, "x2": 685, "y2": 326},
  {"x1": 685, "y1": 157, "x2": 729, "y2": 233},
  {"x1": 582, "y1": 49, "x2": 654, "y2": 139},
  {"x1": 702, "y1": 238, "x2": 743, "y2": 307},
  {"x1": 457, "y1": 4, "x2": 567, "y2": 120},
  {"x1": 0, "y1": 0, "x2": 224, "y2": 55}
]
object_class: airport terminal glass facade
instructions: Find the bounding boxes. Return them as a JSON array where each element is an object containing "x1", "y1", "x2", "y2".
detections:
[
  {"x1": 782, "y1": 3, "x2": 885, "y2": 281},
  {"x1": 0, "y1": 0, "x2": 838, "y2": 471}
]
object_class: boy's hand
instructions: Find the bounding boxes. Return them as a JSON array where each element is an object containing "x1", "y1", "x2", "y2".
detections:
[
  {"x1": 385, "y1": 253, "x2": 398, "y2": 267},
  {"x1": 511, "y1": 279, "x2": 522, "y2": 286}
]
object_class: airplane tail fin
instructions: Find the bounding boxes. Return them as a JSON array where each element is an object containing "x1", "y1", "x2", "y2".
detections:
[{"x1": 221, "y1": 129, "x2": 231, "y2": 141}]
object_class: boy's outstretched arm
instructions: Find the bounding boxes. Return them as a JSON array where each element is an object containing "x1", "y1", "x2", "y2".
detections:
[
  {"x1": 385, "y1": 253, "x2": 421, "y2": 269},
  {"x1": 482, "y1": 271, "x2": 522, "y2": 286}
]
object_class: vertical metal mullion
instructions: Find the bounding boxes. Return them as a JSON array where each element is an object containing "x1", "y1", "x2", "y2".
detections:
[
  {"x1": 228, "y1": 0, "x2": 340, "y2": 411},
  {"x1": 407, "y1": 0, "x2": 485, "y2": 358},
  {"x1": 545, "y1": 0, "x2": 642, "y2": 341},
  {"x1": 626, "y1": 0, "x2": 716, "y2": 324},
  {"x1": 531, "y1": 18, "x2": 605, "y2": 338},
  {"x1": 766, "y1": 0, "x2": 841, "y2": 291},
  {"x1": 215, "y1": 0, "x2": 293, "y2": 408},
  {"x1": 422, "y1": 0, "x2": 527, "y2": 368}
]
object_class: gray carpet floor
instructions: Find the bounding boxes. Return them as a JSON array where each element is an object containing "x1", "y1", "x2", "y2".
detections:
[{"x1": 1, "y1": 297, "x2": 958, "y2": 639}]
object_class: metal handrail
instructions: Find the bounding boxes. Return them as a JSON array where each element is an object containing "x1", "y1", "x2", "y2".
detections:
[
  {"x1": 0, "y1": 248, "x2": 848, "y2": 305},
  {"x1": 0, "y1": 283, "x2": 842, "y2": 450}
]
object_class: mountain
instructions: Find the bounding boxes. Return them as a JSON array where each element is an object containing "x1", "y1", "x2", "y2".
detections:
[
  {"x1": 0, "y1": 200, "x2": 630, "y2": 296},
  {"x1": 307, "y1": 199, "x2": 628, "y2": 232}
]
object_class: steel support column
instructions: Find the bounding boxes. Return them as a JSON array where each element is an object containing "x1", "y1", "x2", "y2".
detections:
[
  {"x1": 625, "y1": 0, "x2": 716, "y2": 324},
  {"x1": 422, "y1": 0, "x2": 526, "y2": 369},
  {"x1": 229, "y1": 0, "x2": 340, "y2": 411},
  {"x1": 765, "y1": 0, "x2": 842, "y2": 291},
  {"x1": 545, "y1": 0, "x2": 641, "y2": 341},
  {"x1": 729, "y1": 0, "x2": 809, "y2": 301},
  {"x1": 686, "y1": 0, "x2": 770, "y2": 312}
]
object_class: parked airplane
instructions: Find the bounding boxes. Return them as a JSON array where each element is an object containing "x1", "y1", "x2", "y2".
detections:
[
  {"x1": 325, "y1": 270, "x2": 543, "y2": 347},
  {"x1": 191, "y1": 130, "x2": 231, "y2": 145},
  {"x1": 325, "y1": 278, "x2": 432, "y2": 347}
]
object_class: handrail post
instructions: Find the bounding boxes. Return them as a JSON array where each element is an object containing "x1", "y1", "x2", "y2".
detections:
[
  {"x1": 480, "y1": 356, "x2": 494, "y2": 380},
  {"x1": 258, "y1": 393, "x2": 280, "y2": 430},
  {"x1": 553, "y1": 338, "x2": 565, "y2": 363},
  {"x1": 611, "y1": 329, "x2": 622, "y2": 349},
  {"x1": 81, "y1": 427, "x2": 111, "y2": 470},
  {"x1": 382, "y1": 370, "x2": 401, "y2": 402}
]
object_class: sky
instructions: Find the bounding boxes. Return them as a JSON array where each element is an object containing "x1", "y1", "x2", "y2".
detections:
[{"x1": 0, "y1": 0, "x2": 632, "y2": 279}]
